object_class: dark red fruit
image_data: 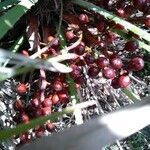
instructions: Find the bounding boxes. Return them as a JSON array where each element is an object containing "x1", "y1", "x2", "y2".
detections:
[
  {"x1": 52, "y1": 94, "x2": 60, "y2": 104},
  {"x1": 31, "y1": 98, "x2": 40, "y2": 108},
  {"x1": 102, "y1": 67, "x2": 116, "y2": 79},
  {"x1": 13, "y1": 100, "x2": 23, "y2": 112},
  {"x1": 111, "y1": 78, "x2": 120, "y2": 89},
  {"x1": 75, "y1": 42, "x2": 85, "y2": 55},
  {"x1": 144, "y1": 16, "x2": 150, "y2": 27},
  {"x1": 124, "y1": 40, "x2": 138, "y2": 52},
  {"x1": 47, "y1": 37, "x2": 59, "y2": 48},
  {"x1": 124, "y1": 5, "x2": 135, "y2": 17},
  {"x1": 129, "y1": 57, "x2": 144, "y2": 71},
  {"x1": 74, "y1": 75, "x2": 85, "y2": 85},
  {"x1": 88, "y1": 66, "x2": 99, "y2": 77},
  {"x1": 79, "y1": 14, "x2": 89, "y2": 24},
  {"x1": 96, "y1": 57, "x2": 109, "y2": 69},
  {"x1": 22, "y1": 50, "x2": 29, "y2": 57},
  {"x1": 35, "y1": 126, "x2": 45, "y2": 138},
  {"x1": 53, "y1": 80, "x2": 63, "y2": 91},
  {"x1": 114, "y1": 24, "x2": 125, "y2": 30},
  {"x1": 19, "y1": 133, "x2": 30, "y2": 144},
  {"x1": 46, "y1": 122, "x2": 55, "y2": 132},
  {"x1": 132, "y1": 0, "x2": 146, "y2": 10},
  {"x1": 105, "y1": 32, "x2": 117, "y2": 43},
  {"x1": 41, "y1": 98, "x2": 52, "y2": 107},
  {"x1": 110, "y1": 57, "x2": 123, "y2": 69},
  {"x1": 65, "y1": 31, "x2": 75, "y2": 41},
  {"x1": 58, "y1": 91, "x2": 69, "y2": 103},
  {"x1": 13, "y1": 114, "x2": 21, "y2": 124},
  {"x1": 70, "y1": 65, "x2": 82, "y2": 79},
  {"x1": 118, "y1": 75, "x2": 130, "y2": 88},
  {"x1": 16, "y1": 83, "x2": 27, "y2": 95},
  {"x1": 34, "y1": 108, "x2": 43, "y2": 118},
  {"x1": 96, "y1": 21, "x2": 106, "y2": 32},
  {"x1": 116, "y1": 8, "x2": 126, "y2": 18},
  {"x1": 20, "y1": 114, "x2": 29, "y2": 124},
  {"x1": 41, "y1": 107, "x2": 51, "y2": 116},
  {"x1": 84, "y1": 54, "x2": 95, "y2": 64}
]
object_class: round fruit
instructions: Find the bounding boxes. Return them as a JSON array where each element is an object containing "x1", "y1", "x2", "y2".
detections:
[
  {"x1": 118, "y1": 75, "x2": 130, "y2": 88},
  {"x1": 19, "y1": 133, "x2": 29, "y2": 144},
  {"x1": 129, "y1": 57, "x2": 144, "y2": 71},
  {"x1": 16, "y1": 83, "x2": 27, "y2": 95},
  {"x1": 65, "y1": 31, "x2": 75, "y2": 41},
  {"x1": 111, "y1": 78, "x2": 120, "y2": 89},
  {"x1": 88, "y1": 66, "x2": 100, "y2": 77},
  {"x1": 41, "y1": 107, "x2": 51, "y2": 116},
  {"x1": 46, "y1": 122, "x2": 55, "y2": 132},
  {"x1": 35, "y1": 126, "x2": 45, "y2": 138},
  {"x1": 102, "y1": 67, "x2": 116, "y2": 79},
  {"x1": 96, "y1": 21, "x2": 106, "y2": 32},
  {"x1": 110, "y1": 57, "x2": 123, "y2": 69},
  {"x1": 74, "y1": 75, "x2": 85, "y2": 85},
  {"x1": 52, "y1": 94, "x2": 60, "y2": 104},
  {"x1": 70, "y1": 66, "x2": 82, "y2": 79},
  {"x1": 13, "y1": 100, "x2": 23, "y2": 112},
  {"x1": 84, "y1": 54, "x2": 95, "y2": 64},
  {"x1": 144, "y1": 16, "x2": 150, "y2": 27},
  {"x1": 58, "y1": 91, "x2": 69, "y2": 103},
  {"x1": 41, "y1": 98, "x2": 52, "y2": 107},
  {"x1": 116, "y1": 8, "x2": 126, "y2": 18},
  {"x1": 75, "y1": 42, "x2": 85, "y2": 55},
  {"x1": 31, "y1": 98, "x2": 40, "y2": 108},
  {"x1": 124, "y1": 40, "x2": 138, "y2": 52},
  {"x1": 53, "y1": 80, "x2": 63, "y2": 91},
  {"x1": 20, "y1": 114, "x2": 29, "y2": 124},
  {"x1": 132, "y1": 0, "x2": 146, "y2": 10},
  {"x1": 96, "y1": 57, "x2": 109, "y2": 69},
  {"x1": 79, "y1": 14, "x2": 89, "y2": 24}
]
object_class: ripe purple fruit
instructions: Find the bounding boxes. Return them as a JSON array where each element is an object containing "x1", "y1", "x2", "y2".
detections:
[
  {"x1": 129, "y1": 57, "x2": 144, "y2": 71},
  {"x1": 84, "y1": 54, "x2": 95, "y2": 64},
  {"x1": 75, "y1": 42, "x2": 85, "y2": 55},
  {"x1": 96, "y1": 57, "x2": 109, "y2": 69},
  {"x1": 41, "y1": 98, "x2": 52, "y2": 107},
  {"x1": 53, "y1": 80, "x2": 63, "y2": 91},
  {"x1": 13, "y1": 100, "x2": 23, "y2": 112},
  {"x1": 102, "y1": 67, "x2": 116, "y2": 79},
  {"x1": 31, "y1": 98, "x2": 40, "y2": 108},
  {"x1": 88, "y1": 66, "x2": 100, "y2": 77},
  {"x1": 124, "y1": 40, "x2": 138, "y2": 52},
  {"x1": 118, "y1": 75, "x2": 130, "y2": 88},
  {"x1": 110, "y1": 57, "x2": 123, "y2": 69},
  {"x1": 79, "y1": 14, "x2": 89, "y2": 24},
  {"x1": 144, "y1": 16, "x2": 150, "y2": 27},
  {"x1": 65, "y1": 31, "x2": 75, "y2": 41},
  {"x1": 111, "y1": 78, "x2": 120, "y2": 89},
  {"x1": 16, "y1": 83, "x2": 27, "y2": 95}
]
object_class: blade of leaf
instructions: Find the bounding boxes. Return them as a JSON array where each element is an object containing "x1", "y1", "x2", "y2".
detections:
[
  {"x1": 0, "y1": 100, "x2": 96, "y2": 141},
  {"x1": 0, "y1": 0, "x2": 19, "y2": 11},
  {"x1": 0, "y1": 0, "x2": 39, "y2": 40},
  {"x1": 122, "y1": 87, "x2": 141, "y2": 101},
  {"x1": 71, "y1": 0, "x2": 150, "y2": 43},
  {"x1": 111, "y1": 29, "x2": 150, "y2": 52},
  {"x1": 3, "y1": 35, "x2": 24, "y2": 67}
]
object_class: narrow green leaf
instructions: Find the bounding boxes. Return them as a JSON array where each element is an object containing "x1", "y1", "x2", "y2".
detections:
[
  {"x1": 0, "y1": 0, "x2": 18, "y2": 11},
  {"x1": 0, "y1": 0, "x2": 39, "y2": 40},
  {"x1": 71, "y1": 0, "x2": 150, "y2": 43},
  {"x1": 122, "y1": 87, "x2": 141, "y2": 101},
  {"x1": 3, "y1": 35, "x2": 24, "y2": 67},
  {"x1": 0, "y1": 108, "x2": 73, "y2": 141},
  {"x1": 111, "y1": 29, "x2": 150, "y2": 52}
]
